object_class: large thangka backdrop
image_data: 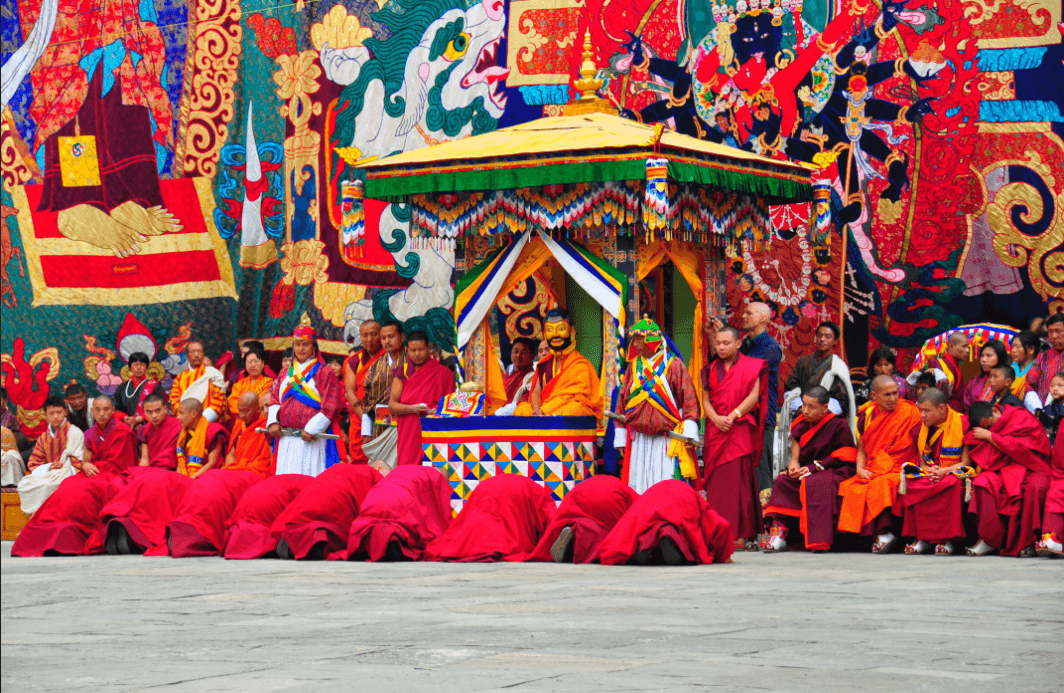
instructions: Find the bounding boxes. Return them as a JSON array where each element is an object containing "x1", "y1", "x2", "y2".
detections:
[{"x1": 1, "y1": 0, "x2": 1062, "y2": 431}]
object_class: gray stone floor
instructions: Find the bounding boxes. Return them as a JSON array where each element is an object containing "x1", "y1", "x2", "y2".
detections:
[{"x1": 2, "y1": 542, "x2": 1062, "y2": 692}]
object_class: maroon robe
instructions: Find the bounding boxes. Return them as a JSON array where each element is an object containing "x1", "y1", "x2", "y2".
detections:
[
  {"x1": 764, "y1": 414, "x2": 857, "y2": 550},
  {"x1": 968, "y1": 407, "x2": 1052, "y2": 556},
  {"x1": 503, "y1": 365, "x2": 534, "y2": 403},
  {"x1": 329, "y1": 466, "x2": 453, "y2": 562},
  {"x1": 84, "y1": 419, "x2": 138, "y2": 474},
  {"x1": 100, "y1": 468, "x2": 194, "y2": 556},
  {"x1": 394, "y1": 359, "x2": 455, "y2": 467},
  {"x1": 598, "y1": 480, "x2": 734, "y2": 565},
  {"x1": 1043, "y1": 433, "x2": 1064, "y2": 538},
  {"x1": 270, "y1": 464, "x2": 382, "y2": 559},
  {"x1": 223, "y1": 474, "x2": 314, "y2": 559},
  {"x1": 927, "y1": 355, "x2": 965, "y2": 412},
  {"x1": 139, "y1": 415, "x2": 183, "y2": 470},
  {"x1": 167, "y1": 470, "x2": 263, "y2": 557},
  {"x1": 423, "y1": 474, "x2": 555, "y2": 562},
  {"x1": 899, "y1": 416, "x2": 971, "y2": 543},
  {"x1": 509, "y1": 475, "x2": 640, "y2": 564},
  {"x1": 700, "y1": 354, "x2": 768, "y2": 541}
]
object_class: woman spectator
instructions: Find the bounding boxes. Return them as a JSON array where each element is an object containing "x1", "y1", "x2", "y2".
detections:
[
  {"x1": 1010, "y1": 330, "x2": 1043, "y2": 413},
  {"x1": 961, "y1": 340, "x2": 1010, "y2": 411},
  {"x1": 113, "y1": 352, "x2": 160, "y2": 430},
  {"x1": 228, "y1": 345, "x2": 273, "y2": 418},
  {"x1": 854, "y1": 347, "x2": 909, "y2": 408}
]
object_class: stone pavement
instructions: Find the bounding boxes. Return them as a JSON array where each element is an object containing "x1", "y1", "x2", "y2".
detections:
[{"x1": 2, "y1": 543, "x2": 1061, "y2": 692}]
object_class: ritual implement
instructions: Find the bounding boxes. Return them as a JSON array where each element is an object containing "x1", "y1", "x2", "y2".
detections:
[{"x1": 256, "y1": 427, "x2": 341, "y2": 440}]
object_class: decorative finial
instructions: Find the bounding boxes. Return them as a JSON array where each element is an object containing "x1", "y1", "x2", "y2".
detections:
[
  {"x1": 300, "y1": 312, "x2": 311, "y2": 327},
  {"x1": 563, "y1": 27, "x2": 618, "y2": 116}
]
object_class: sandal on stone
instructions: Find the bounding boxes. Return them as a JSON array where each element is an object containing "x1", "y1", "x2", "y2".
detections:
[
  {"x1": 966, "y1": 540, "x2": 997, "y2": 556},
  {"x1": 934, "y1": 542, "x2": 954, "y2": 556},
  {"x1": 904, "y1": 540, "x2": 929, "y2": 555},
  {"x1": 871, "y1": 534, "x2": 897, "y2": 555},
  {"x1": 1035, "y1": 534, "x2": 1063, "y2": 558}
]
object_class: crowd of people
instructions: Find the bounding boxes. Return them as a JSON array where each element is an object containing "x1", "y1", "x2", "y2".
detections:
[{"x1": 1, "y1": 307, "x2": 1061, "y2": 565}]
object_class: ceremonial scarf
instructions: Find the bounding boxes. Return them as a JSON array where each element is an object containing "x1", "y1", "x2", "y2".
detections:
[
  {"x1": 1011, "y1": 361, "x2": 1035, "y2": 397},
  {"x1": 177, "y1": 416, "x2": 224, "y2": 477},
  {"x1": 119, "y1": 376, "x2": 159, "y2": 417},
  {"x1": 395, "y1": 359, "x2": 456, "y2": 467},
  {"x1": 226, "y1": 415, "x2": 274, "y2": 478},
  {"x1": 173, "y1": 364, "x2": 228, "y2": 423},
  {"x1": 917, "y1": 407, "x2": 966, "y2": 468},
  {"x1": 28, "y1": 420, "x2": 76, "y2": 471},
  {"x1": 279, "y1": 358, "x2": 325, "y2": 410},
  {"x1": 701, "y1": 354, "x2": 768, "y2": 476},
  {"x1": 537, "y1": 350, "x2": 603, "y2": 418},
  {"x1": 347, "y1": 349, "x2": 385, "y2": 401},
  {"x1": 627, "y1": 350, "x2": 696, "y2": 481},
  {"x1": 229, "y1": 374, "x2": 274, "y2": 415}
]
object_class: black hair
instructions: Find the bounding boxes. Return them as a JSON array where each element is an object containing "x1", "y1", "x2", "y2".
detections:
[
  {"x1": 43, "y1": 395, "x2": 66, "y2": 411},
  {"x1": 917, "y1": 387, "x2": 948, "y2": 407},
  {"x1": 991, "y1": 364, "x2": 1014, "y2": 381},
  {"x1": 143, "y1": 392, "x2": 167, "y2": 407},
  {"x1": 816, "y1": 321, "x2": 841, "y2": 341},
  {"x1": 1012, "y1": 330, "x2": 1040, "y2": 360},
  {"x1": 128, "y1": 352, "x2": 151, "y2": 366},
  {"x1": 381, "y1": 320, "x2": 405, "y2": 335},
  {"x1": 915, "y1": 371, "x2": 937, "y2": 388},
  {"x1": 1045, "y1": 313, "x2": 1064, "y2": 328},
  {"x1": 243, "y1": 340, "x2": 265, "y2": 352},
  {"x1": 407, "y1": 330, "x2": 429, "y2": 346},
  {"x1": 243, "y1": 344, "x2": 267, "y2": 363},
  {"x1": 282, "y1": 347, "x2": 293, "y2": 358},
  {"x1": 968, "y1": 401, "x2": 996, "y2": 425},
  {"x1": 804, "y1": 386, "x2": 831, "y2": 405},
  {"x1": 64, "y1": 382, "x2": 87, "y2": 397},
  {"x1": 512, "y1": 337, "x2": 538, "y2": 352},
  {"x1": 324, "y1": 353, "x2": 345, "y2": 365},
  {"x1": 716, "y1": 325, "x2": 742, "y2": 341},
  {"x1": 867, "y1": 347, "x2": 896, "y2": 375},
  {"x1": 979, "y1": 340, "x2": 1010, "y2": 370}
]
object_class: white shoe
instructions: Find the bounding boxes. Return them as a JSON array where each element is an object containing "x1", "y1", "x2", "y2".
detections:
[
  {"x1": 934, "y1": 541, "x2": 954, "y2": 556},
  {"x1": 966, "y1": 539, "x2": 997, "y2": 556},
  {"x1": 904, "y1": 540, "x2": 930, "y2": 555}
]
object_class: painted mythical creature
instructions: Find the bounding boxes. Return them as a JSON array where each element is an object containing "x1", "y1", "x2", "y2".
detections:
[{"x1": 1, "y1": 203, "x2": 23, "y2": 308}]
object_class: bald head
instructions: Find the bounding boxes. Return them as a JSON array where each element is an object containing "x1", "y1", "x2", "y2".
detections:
[
  {"x1": 946, "y1": 331, "x2": 970, "y2": 361},
  {"x1": 741, "y1": 302, "x2": 772, "y2": 334},
  {"x1": 870, "y1": 374, "x2": 896, "y2": 392},
  {"x1": 869, "y1": 374, "x2": 901, "y2": 411},
  {"x1": 237, "y1": 391, "x2": 262, "y2": 426},
  {"x1": 176, "y1": 398, "x2": 203, "y2": 429}
]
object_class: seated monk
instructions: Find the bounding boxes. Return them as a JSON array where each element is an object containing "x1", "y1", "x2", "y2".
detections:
[
  {"x1": 222, "y1": 393, "x2": 274, "y2": 478},
  {"x1": 329, "y1": 463, "x2": 453, "y2": 562},
  {"x1": 965, "y1": 401, "x2": 1052, "y2": 557},
  {"x1": 1036, "y1": 431, "x2": 1064, "y2": 557},
  {"x1": 514, "y1": 308, "x2": 603, "y2": 418},
  {"x1": 598, "y1": 479, "x2": 734, "y2": 566},
  {"x1": 167, "y1": 469, "x2": 264, "y2": 557},
  {"x1": 176, "y1": 398, "x2": 230, "y2": 478},
  {"x1": 272, "y1": 464, "x2": 383, "y2": 560},
  {"x1": 762, "y1": 386, "x2": 857, "y2": 552},
  {"x1": 423, "y1": 474, "x2": 556, "y2": 562},
  {"x1": 511, "y1": 475, "x2": 639, "y2": 564},
  {"x1": 222, "y1": 474, "x2": 314, "y2": 559},
  {"x1": 836, "y1": 375, "x2": 921, "y2": 553},
  {"x1": 389, "y1": 330, "x2": 456, "y2": 467},
  {"x1": 503, "y1": 338, "x2": 537, "y2": 404},
  {"x1": 898, "y1": 388, "x2": 972, "y2": 556},
  {"x1": 137, "y1": 393, "x2": 183, "y2": 470},
  {"x1": 17, "y1": 396, "x2": 85, "y2": 516}
]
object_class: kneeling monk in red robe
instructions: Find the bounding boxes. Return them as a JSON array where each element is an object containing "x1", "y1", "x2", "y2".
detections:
[
  {"x1": 598, "y1": 479, "x2": 734, "y2": 565},
  {"x1": 389, "y1": 331, "x2": 455, "y2": 467},
  {"x1": 512, "y1": 475, "x2": 640, "y2": 564},
  {"x1": 762, "y1": 387, "x2": 857, "y2": 552},
  {"x1": 423, "y1": 474, "x2": 555, "y2": 562},
  {"x1": 1036, "y1": 431, "x2": 1064, "y2": 557},
  {"x1": 966, "y1": 401, "x2": 1052, "y2": 557},
  {"x1": 329, "y1": 464, "x2": 452, "y2": 561},
  {"x1": 272, "y1": 464, "x2": 382, "y2": 560},
  {"x1": 167, "y1": 470, "x2": 263, "y2": 558},
  {"x1": 12, "y1": 396, "x2": 137, "y2": 556},
  {"x1": 223, "y1": 474, "x2": 313, "y2": 559}
]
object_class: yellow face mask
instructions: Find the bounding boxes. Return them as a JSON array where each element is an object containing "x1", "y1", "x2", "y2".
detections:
[{"x1": 544, "y1": 319, "x2": 574, "y2": 353}]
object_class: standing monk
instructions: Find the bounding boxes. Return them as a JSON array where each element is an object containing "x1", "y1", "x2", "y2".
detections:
[
  {"x1": 515, "y1": 309, "x2": 603, "y2": 418},
  {"x1": 223, "y1": 393, "x2": 274, "y2": 478},
  {"x1": 761, "y1": 387, "x2": 857, "y2": 552},
  {"x1": 836, "y1": 376, "x2": 921, "y2": 553},
  {"x1": 389, "y1": 331, "x2": 456, "y2": 467},
  {"x1": 267, "y1": 322, "x2": 345, "y2": 476},
  {"x1": 170, "y1": 341, "x2": 227, "y2": 425},
  {"x1": 1035, "y1": 431, "x2": 1064, "y2": 557},
  {"x1": 361, "y1": 321, "x2": 407, "y2": 467},
  {"x1": 343, "y1": 320, "x2": 384, "y2": 464},
  {"x1": 965, "y1": 401, "x2": 1052, "y2": 557},
  {"x1": 700, "y1": 326, "x2": 766, "y2": 550},
  {"x1": 616, "y1": 318, "x2": 700, "y2": 494},
  {"x1": 138, "y1": 393, "x2": 183, "y2": 469},
  {"x1": 176, "y1": 399, "x2": 229, "y2": 478},
  {"x1": 17, "y1": 396, "x2": 85, "y2": 515}
]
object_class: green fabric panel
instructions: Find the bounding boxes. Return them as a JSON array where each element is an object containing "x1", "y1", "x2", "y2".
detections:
[
  {"x1": 565, "y1": 274, "x2": 603, "y2": 372},
  {"x1": 666, "y1": 161, "x2": 812, "y2": 202},
  {"x1": 671, "y1": 264, "x2": 696, "y2": 362}
]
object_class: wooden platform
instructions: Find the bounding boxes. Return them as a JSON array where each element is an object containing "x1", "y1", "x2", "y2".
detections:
[{"x1": 1, "y1": 489, "x2": 28, "y2": 540}]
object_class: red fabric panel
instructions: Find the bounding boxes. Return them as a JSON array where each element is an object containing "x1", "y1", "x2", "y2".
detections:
[{"x1": 11, "y1": 472, "x2": 126, "y2": 556}]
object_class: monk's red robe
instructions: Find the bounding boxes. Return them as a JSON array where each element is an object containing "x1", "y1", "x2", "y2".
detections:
[
  {"x1": 423, "y1": 474, "x2": 555, "y2": 562},
  {"x1": 329, "y1": 466, "x2": 453, "y2": 561},
  {"x1": 968, "y1": 407, "x2": 1052, "y2": 556},
  {"x1": 100, "y1": 468, "x2": 194, "y2": 555},
  {"x1": 223, "y1": 474, "x2": 313, "y2": 559},
  {"x1": 139, "y1": 415, "x2": 183, "y2": 470},
  {"x1": 167, "y1": 470, "x2": 263, "y2": 557},
  {"x1": 345, "y1": 348, "x2": 385, "y2": 464},
  {"x1": 510, "y1": 475, "x2": 639, "y2": 564},
  {"x1": 394, "y1": 359, "x2": 455, "y2": 467},
  {"x1": 764, "y1": 414, "x2": 857, "y2": 550},
  {"x1": 84, "y1": 419, "x2": 138, "y2": 474},
  {"x1": 899, "y1": 410, "x2": 970, "y2": 543},
  {"x1": 598, "y1": 479, "x2": 734, "y2": 566},
  {"x1": 1043, "y1": 433, "x2": 1064, "y2": 538},
  {"x1": 700, "y1": 355, "x2": 768, "y2": 541},
  {"x1": 270, "y1": 464, "x2": 382, "y2": 559},
  {"x1": 503, "y1": 365, "x2": 534, "y2": 403},
  {"x1": 223, "y1": 416, "x2": 274, "y2": 478}
]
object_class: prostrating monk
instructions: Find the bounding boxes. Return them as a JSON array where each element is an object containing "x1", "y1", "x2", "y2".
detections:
[
  {"x1": 361, "y1": 320, "x2": 407, "y2": 467},
  {"x1": 268, "y1": 322, "x2": 345, "y2": 476},
  {"x1": 113, "y1": 352, "x2": 160, "y2": 431},
  {"x1": 167, "y1": 469, "x2": 263, "y2": 557},
  {"x1": 343, "y1": 320, "x2": 384, "y2": 464},
  {"x1": 137, "y1": 393, "x2": 183, "y2": 469},
  {"x1": 616, "y1": 318, "x2": 700, "y2": 494},
  {"x1": 169, "y1": 340, "x2": 227, "y2": 424},
  {"x1": 17, "y1": 396, "x2": 85, "y2": 515},
  {"x1": 503, "y1": 338, "x2": 537, "y2": 404},
  {"x1": 1035, "y1": 431, "x2": 1064, "y2": 557},
  {"x1": 898, "y1": 388, "x2": 972, "y2": 556},
  {"x1": 329, "y1": 464, "x2": 452, "y2": 562},
  {"x1": 965, "y1": 401, "x2": 1052, "y2": 557},
  {"x1": 227, "y1": 344, "x2": 273, "y2": 419},
  {"x1": 390, "y1": 331, "x2": 455, "y2": 467},
  {"x1": 101, "y1": 468, "x2": 195, "y2": 556},
  {"x1": 222, "y1": 393, "x2": 274, "y2": 478},
  {"x1": 423, "y1": 474, "x2": 556, "y2": 562},
  {"x1": 511, "y1": 475, "x2": 639, "y2": 564},
  {"x1": 836, "y1": 375, "x2": 921, "y2": 553},
  {"x1": 598, "y1": 480, "x2": 734, "y2": 566},
  {"x1": 271, "y1": 464, "x2": 382, "y2": 560},
  {"x1": 910, "y1": 331, "x2": 969, "y2": 412},
  {"x1": 514, "y1": 308, "x2": 603, "y2": 418},
  {"x1": 700, "y1": 325, "x2": 766, "y2": 550},
  {"x1": 761, "y1": 387, "x2": 857, "y2": 552},
  {"x1": 222, "y1": 474, "x2": 314, "y2": 559},
  {"x1": 176, "y1": 398, "x2": 230, "y2": 478}
]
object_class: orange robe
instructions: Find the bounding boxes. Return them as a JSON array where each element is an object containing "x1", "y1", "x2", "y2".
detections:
[
  {"x1": 514, "y1": 350, "x2": 602, "y2": 418},
  {"x1": 223, "y1": 415, "x2": 274, "y2": 479},
  {"x1": 836, "y1": 400, "x2": 921, "y2": 534},
  {"x1": 345, "y1": 349, "x2": 385, "y2": 464},
  {"x1": 171, "y1": 364, "x2": 228, "y2": 423},
  {"x1": 228, "y1": 375, "x2": 274, "y2": 417}
]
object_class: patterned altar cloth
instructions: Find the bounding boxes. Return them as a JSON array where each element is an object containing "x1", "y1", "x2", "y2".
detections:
[{"x1": 421, "y1": 415, "x2": 597, "y2": 513}]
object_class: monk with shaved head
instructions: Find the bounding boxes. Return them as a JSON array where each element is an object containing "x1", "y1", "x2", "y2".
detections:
[
  {"x1": 176, "y1": 397, "x2": 229, "y2": 478},
  {"x1": 222, "y1": 392, "x2": 274, "y2": 478}
]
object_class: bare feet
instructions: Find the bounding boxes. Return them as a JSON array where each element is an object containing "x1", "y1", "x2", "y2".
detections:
[
  {"x1": 56, "y1": 202, "x2": 183, "y2": 257},
  {"x1": 108, "y1": 201, "x2": 183, "y2": 236}
]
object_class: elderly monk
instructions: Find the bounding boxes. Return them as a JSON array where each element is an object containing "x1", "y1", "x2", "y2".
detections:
[
  {"x1": 222, "y1": 393, "x2": 274, "y2": 478},
  {"x1": 138, "y1": 393, "x2": 183, "y2": 469},
  {"x1": 503, "y1": 338, "x2": 537, "y2": 404},
  {"x1": 170, "y1": 340, "x2": 227, "y2": 424},
  {"x1": 361, "y1": 320, "x2": 407, "y2": 467},
  {"x1": 227, "y1": 344, "x2": 273, "y2": 418},
  {"x1": 222, "y1": 474, "x2": 314, "y2": 559},
  {"x1": 343, "y1": 320, "x2": 385, "y2": 464},
  {"x1": 515, "y1": 308, "x2": 603, "y2": 418},
  {"x1": 836, "y1": 376, "x2": 921, "y2": 553},
  {"x1": 965, "y1": 401, "x2": 1052, "y2": 557},
  {"x1": 762, "y1": 386, "x2": 857, "y2": 552},
  {"x1": 389, "y1": 330, "x2": 455, "y2": 467},
  {"x1": 18, "y1": 396, "x2": 85, "y2": 515},
  {"x1": 1035, "y1": 432, "x2": 1064, "y2": 557},
  {"x1": 701, "y1": 325, "x2": 767, "y2": 550},
  {"x1": 898, "y1": 388, "x2": 972, "y2": 556},
  {"x1": 176, "y1": 398, "x2": 230, "y2": 478},
  {"x1": 267, "y1": 322, "x2": 345, "y2": 476}
]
